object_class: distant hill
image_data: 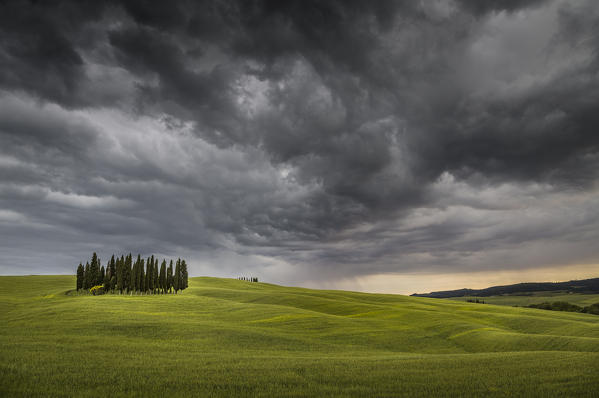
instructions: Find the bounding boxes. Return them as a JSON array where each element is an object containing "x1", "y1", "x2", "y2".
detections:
[{"x1": 411, "y1": 277, "x2": 599, "y2": 298}]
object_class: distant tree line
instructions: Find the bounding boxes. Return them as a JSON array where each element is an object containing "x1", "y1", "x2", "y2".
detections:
[
  {"x1": 412, "y1": 277, "x2": 599, "y2": 298},
  {"x1": 466, "y1": 299, "x2": 485, "y2": 304},
  {"x1": 76, "y1": 252, "x2": 188, "y2": 295},
  {"x1": 238, "y1": 277, "x2": 258, "y2": 282},
  {"x1": 526, "y1": 301, "x2": 599, "y2": 315}
]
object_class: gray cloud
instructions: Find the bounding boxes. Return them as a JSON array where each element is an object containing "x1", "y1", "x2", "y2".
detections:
[{"x1": 0, "y1": 0, "x2": 598, "y2": 291}]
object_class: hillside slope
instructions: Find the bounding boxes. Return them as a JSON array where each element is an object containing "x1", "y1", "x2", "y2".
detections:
[
  {"x1": 1, "y1": 276, "x2": 598, "y2": 397},
  {"x1": 412, "y1": 277, "x2": 599, "y2": 298}
]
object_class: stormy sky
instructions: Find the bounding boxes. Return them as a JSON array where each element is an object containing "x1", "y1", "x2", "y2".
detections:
[{"x1": 1, "y1": 0, "x2": 598, "y2": 294}]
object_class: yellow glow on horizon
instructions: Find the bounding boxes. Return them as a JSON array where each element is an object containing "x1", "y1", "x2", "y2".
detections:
[{"x1": 305, "y1": 263, "x2": 599, "y2": 295}]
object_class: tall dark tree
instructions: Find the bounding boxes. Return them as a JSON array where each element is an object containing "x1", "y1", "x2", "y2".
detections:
[
  {"x1": 102, "y1": 266, "x2": 110, "y2": 291},
  {"x1": 174, "y1": 259, "x2": 181, "y2": 293},
  {"x1": 140, "y1": 258, "x2": 145, "y2": 293},
  {"x1": 159, "y1": 260, "x2": 167, "y2": 294},
  {"x1": 134, "y1": 255, "x2": 141, "y2": 292},
  {"x1": 116, "y1": 257, "x2": 124, "y2": 293},
  {"x1": 90, "y1": 252, "x2": 100, "y2": 286},
  {"x1": 84, "y1": 262, "x2": 91, "y2": 289},
  {"x1": 146, "y1": 259, "x2": 152, "y2": 293},
  {"x1": 154, "y1": 258, "x2": 160, "y2": 292},
  {"x1": 181, "y1": 259, "x2": 188, "y2": 290},
  {"x1": 132, "y1": 258, "x2": 138, "y2": 292},
  {"x1": 76, "y1": 263, "x2": 84, "y2": 291},
  {"x1": 100, "y1": 265, "x2": 105, "y2": 285},
  {"x1": 125, "y1": 254, "x2": 132, "y2": 293},
  {"x1": 167, "y1": 260, "x2": 173, "y2": 294},
  {"x1": 108, "y1": 255, "x2": 116, "y2": 281},
  {"x1": 105, "y1": 260, "x2": 112, "y2": 282},
  {"x1": 144, "y1": 257, "x2": 149, "y2": 292}
]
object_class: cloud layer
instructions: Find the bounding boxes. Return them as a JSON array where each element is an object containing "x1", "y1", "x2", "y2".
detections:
[{"x1": 1, "y1": 0, "x2": 598, "y2": 291}]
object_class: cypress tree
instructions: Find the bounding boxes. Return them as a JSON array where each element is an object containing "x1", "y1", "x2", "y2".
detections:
[
  {"x1": 134, "y1": 255, "x2": 141, "y2": 292},
  {"x1": 102, "y1": 266, "x2": 110, "y2": 291},
  {"x1": 84, "y1": 262, "x2": 91, "y2": 289},
  {"x1": 136, "y1": 259, "x2": 141, "y2": 292},
  {"x1": 154, "y1": 258, "x2": 160, "y2": 292},
  {"x1": 181, "y1": 260, "x2": 188, "y2": 290},
  {"x1": 123, "y1": 255, "x2": 127, "y2": 292},
  {"x1": 122, "y1": 255, "x2": 127, "y2": 291},
  {"x1": 109, "y1": 255, "x2": 116, "y2": 281},
  {"x1": 76, "y1": 263, "x2": 84, "y2": 291},
  {"x1": 125, "y1": 254, "x2": 132, "y2": 293},
  {"x1": 159, "y1": 260, "x2": 167, "y2": 294},
  {"x1": 144, "y1": 257, "x2": 150, "y2": 291},
  {"x1": 100, "y1": 265, "x2": 105, "y2": 286},
  {"x1": 90, "y1": 252, "x2": 99, "y2": 286},
  {"x1": 140, "y1": 258, "x2": 145, "y2": 293},
  {"x1": 174, "y1": 259, "x2": 181, "y2": 293},
  {"x1": 134, "y1": 260, "x2": 139, "y2": 292},
  {"x1": 146, "y1": 260, "x2": 152, "y2": 293},
  {"x1": 129, "y1": 254, "x2": 134, "y2": 293},
  {"x1": 116, "y1": 257, "x2": 123, "y2": 293},
  {"x1": 105, "y1": 261, "x2": 112, "y2": 282},
  {"x1": 131, "y1": 260, "x2": 136, "y2": 292},
  {"x1": 167, "y1": 260, "x2": 173, "y2": 294},
  {"x1": 131, "y1": 256, "x2": 136, "y2": 292}
]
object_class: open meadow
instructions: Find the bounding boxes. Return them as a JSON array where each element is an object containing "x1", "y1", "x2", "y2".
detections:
[{"x1": 1, "y1": 275, "x2": 598, "y2": 397}]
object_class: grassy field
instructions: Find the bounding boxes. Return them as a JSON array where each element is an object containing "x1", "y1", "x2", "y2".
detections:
[
  {"x1": 1, "y1": 276, "x2": 598, "y2": 397},
  {"x1": 450, "y1": 293, "x2": 599, "y2": 307}
]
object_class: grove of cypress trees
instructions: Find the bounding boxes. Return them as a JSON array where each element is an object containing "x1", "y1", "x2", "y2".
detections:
[
  {"x1": 75, "y1": 253, "x2": 190, "y2": 295},
  {"x1": 76, "y1": 263, "x2": 84, "y2": 290}
]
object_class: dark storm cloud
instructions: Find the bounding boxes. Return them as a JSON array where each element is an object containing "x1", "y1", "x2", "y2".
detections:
[
  {"x1": 0, "y1": 0, "x2": 108, "y2": 106},
  {"x1": 455, "y1": 0, "x2": 547, "y2": 15},
  {"x1": 1, "y1": 0, "x2": 598, "y2": 286}
]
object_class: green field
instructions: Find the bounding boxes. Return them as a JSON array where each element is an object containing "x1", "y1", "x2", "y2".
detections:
[
  {"x1": 1, "y1": 276, "x2": 598, "y2": 397},
  {"x1": 451, "y1": 293, "x2": 599, "y2": 307}
]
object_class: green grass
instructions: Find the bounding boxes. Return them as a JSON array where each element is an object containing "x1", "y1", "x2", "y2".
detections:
[
  {"x1": 1, "y1": 276, "x2": 598, "y2": 397},
  {"x1": 451, "y1": 292, "x2": 599, "y2": 307}
]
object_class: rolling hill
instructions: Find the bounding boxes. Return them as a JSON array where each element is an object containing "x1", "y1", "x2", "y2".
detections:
[
  {"x1": 1, "y1": 275, "x2": 598, "y2": 397},
  {"x1": 411, "y1": 277, "x2": 599, "y2": 298}
]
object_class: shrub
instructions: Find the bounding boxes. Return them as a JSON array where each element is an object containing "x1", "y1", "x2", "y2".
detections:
[
  {"x1": 527, "y1": 301, "x2": 582, "y2": 313},
  {"x1": 90, "y1": 285, "x2": 105, "y2": 296},
  {"x1": 582, "y1": 303, "x2": 599, "y2": 315}
]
